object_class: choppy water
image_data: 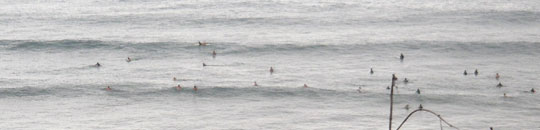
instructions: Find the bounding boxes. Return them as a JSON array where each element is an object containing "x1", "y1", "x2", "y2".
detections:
[{"x1": 1, "y1": 0, "x2": 540, "y2": 129}]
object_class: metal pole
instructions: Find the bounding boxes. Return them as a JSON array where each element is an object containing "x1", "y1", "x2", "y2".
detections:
[{"x1": 389, "y1": 74, "x2": 396, "y2": 130}]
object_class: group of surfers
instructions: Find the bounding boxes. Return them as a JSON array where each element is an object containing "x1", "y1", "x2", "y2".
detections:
[{"x1": 97, "y1": 44, "x2": 536, "y2": 96}]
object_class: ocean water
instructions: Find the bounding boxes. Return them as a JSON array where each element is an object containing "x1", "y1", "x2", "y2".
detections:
[{"x1": 1, "y1": 0, "x2": 539, "y2": 129}]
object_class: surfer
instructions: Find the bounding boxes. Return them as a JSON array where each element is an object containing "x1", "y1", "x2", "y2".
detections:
[
  {"x1": 400, "y1": 53, "x2": 404, "y2": 61},
  {"x1": 418, "y1": 104, "x2": 423, "y2": 109},
  {"x1": 193, "y1": 85, "x2": 198, "y2": 91},
  {"x1": 386, "y1": 86, "x2": 390, "y2": 90},
  {"x1": 254, "y1": 81, "x2": 258, "y2": 86},
  {"x1": 106, "y1": 86, "x2": 112, "y2": 91},
  {"x1": 198, "y1": 41, "x2": 207, "y2": 46},
  {"x1": 203, "y1": 63, "x2": 207, "y2": 67},
  {"x1": 503, "y1": 93, "x2": 507, "y2": 98},
  {"x1": 404, "y1": 78, "x2": 409, "y2": 83},
  {"x1": 497, "y1": 82, "x2": 503, "y2": 87},
  {"x1": 212, "y1": 50, "x2": 216, "y2": 56},
  {"x1": 127, "y1": 57, "x2": 131, "y2": 62},
  {"x1": 303, "y1": 84, "x2": 308, "y2": 88},
  {"x1": 96, "y1": 62, "x2": 101, "y2": 67},
  {"x1": 495, "y1": 73, "x2": 500, "y2": 80},
  {"x1": 474, "y1": 69, "x2": 478, "y2": 76},
  {"x1": 404, "y1": 104, "x2": 410, "y2": 110},
  {"x1": 173, "y1": 77, "x2": 177, "y2": 81},
  {"x1": 416, "y1": 88, "x2": 421, "y2": 94},
  {"x1": 463, "y1": 70, "x2": 467, "y2": 75},
  {"x1": 176, "y1": 85, "x2": 182, "y2": 91},
  {"x1": 531, "y1": 88, "x2": 536, "y2": 93},
  {"x1": 270, "y1": 67, "x2": 274, "y2": 74},
  {"x1": 370, "y1": 68, "x2": 374, "y2": 74},
  {"x1": 357, "y1": 86, "x2": 362, "y2": 93}
]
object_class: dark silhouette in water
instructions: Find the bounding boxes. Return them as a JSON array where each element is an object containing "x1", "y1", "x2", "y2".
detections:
[
  {"x1": 404, "y1": 104, "x2": 409, "y2": 110},
  {"x1": 474, "y1": 69, "x2": 478, "y2": 76},
  {"x1": 303, "y1": 84, "x2": 308, "y2": 88},
  {"x1": 370, "y1": 68, "x2": 374, "y2": 74},
  {"x1": 386, "y1": 86, "x2": 390, "y2": 90},
  {"x1": 173, "y1": 77, "x2": 177, "y2": 81},
  {"x1": 105, "y1": 86, "x2": 111, "y2": 91},
  {"x1": 497, "y1": 82, "x2": 503, "y2": 87},
  {"x1": 254, "y1": 81, "x2": 258, "y2": 86},
  {"x1": 176, "y1": 85, "x2": 182, "y2": 91},
  {"x1": 404, "y1": 78, "x2": 409, "y2": 83},
  {"x1": 198, "y1": 41, "x2": 207, "y2": 46},
  {"x1": 212, "y1": 50, "x2": 216, "y2": 58},
  {"x1": 270, "y1": 67, "x2": 274, "y2": 74},
  {"x1": 418, "y1": 104, "x2": 423, "y2": 109},
  {"x1": 193, "y1": 85, "x2": 198, "y2": 91},
  {"x1": 95, "y1": 62, "x2": 101, "y2": 67},
  {"x1": 495, "y1": 73, "x2": 500, "y2": 80},
  {"x1": 126, "y1": 57, "x2": 131, "y2": 62},
  {"x1": 203, "y1": 63, "x2": 207, "y2": 67},
  {"x1": 416, "y1": 88, "x2": 421, "y2": 94},
  {"x1": 531, "y1": 88, "x2": 536, "y2": 93},
  {"x1": 463, "y1": 70, "x2": 467, "y2": 75},
  {"x1": 400, "y1": 53, "x2": 404, "y2": 61}
]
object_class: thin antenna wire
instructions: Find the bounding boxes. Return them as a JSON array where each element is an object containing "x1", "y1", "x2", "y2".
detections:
[
  {"x1": 395, "y1": 108, "x2": 459, "y2": 130},
  {"x1": 440, "y1": 118, "x2": 443, "y2": 130},
  {"x1": 388, "y1": 74, "x2": 459, "y2": 130}
]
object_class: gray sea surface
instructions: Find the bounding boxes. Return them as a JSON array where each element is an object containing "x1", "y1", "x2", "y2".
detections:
[{"x1": 1, "y1": 0, "x2": 539, "y2": 129}]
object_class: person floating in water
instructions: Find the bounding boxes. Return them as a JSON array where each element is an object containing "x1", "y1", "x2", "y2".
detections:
[
  {"x1": 198, "y1": 41, "x2": 207, "y2": 46},
  {"x1": 173, "y1": 77, "x2": 177, "y2": 81},
  {"x1": 386, "y1": 86, "x2": 390, "y2": 90},
  {"x1": 495, "y1": 73, "x2": 500, "y2": 80},
  {"x1": 126, "y1": 57, "x2": 132, "y2": 62},
  {"x1": 503, "y1": 93, "x2": 508, "y2": 98},
  {"x1": 463, "y1": 70, "x2": 468, "y2": 75},
  {"x1": 497, "y1": 82, "x2": 503, "y2": 87},
  {"x1": 176, "y1": 85, "x2": 182, "y2": 91},
  {"x1": 193, "y1": 85, "x2": 198, "y2": 91},
  {"x1": 270, "y1": 67, "x2": 274, "y2": 74},
  {"x1": 203, "y1": 63, "x2": 207, "y2": 67},
  {"x1": 531, "y1": 88, "x2": 536, "y2": 93},
  {"x1": 416, "y1": 88, "x2": 421, "y2": 94},
  {"x1": 404, "y1": 78, "x2": 409, "y2": 83},
  {"x1": 418, "y1": 104, "x2": 423, "y2": 109},
  {"x1": 474, "y1": 69, "x2": 478, "y2": 76},
  {"x1": 212, "y1": 50, "x2": 217, "y2": 57},
  {"x1": 370, "y1": 68, "x2": 374, "y2": 74},
  {"x1": 96, "y1": 62, "x2": 101, "y2": 67},
  {"x1": 106, "y1": 86, "x2": 112, "y2": 91},
  {"x1": 303, "y1": 84, "x2": 308, "y2": 88},
  {"x1": 404, "y1": 104, "x2": 410, "y2": 110},
  {"x1": 400, "y1": 53, "x2": 404, "y2": 61},
  {"x1": 357, "y1": 86, "x2": 362, "y2": 93},
  {"x1": 254, "y1": 81, "x2": 258, "y2": 86}
]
